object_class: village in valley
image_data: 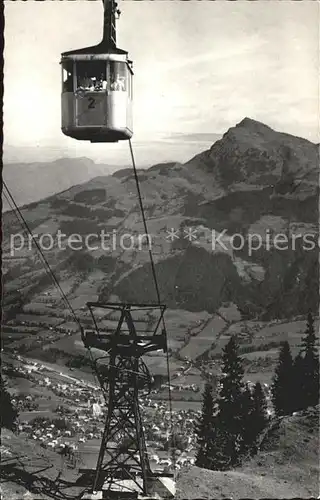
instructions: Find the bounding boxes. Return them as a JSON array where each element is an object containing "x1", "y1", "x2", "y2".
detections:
[
  {"x1": 2, "y1": 322, "x2": 277, "y2": 471},
  {"x1": 2, "y1": 352, "x2": 204, "y2": 474},
  {"x1": 2, "y1": 304, "x2": 319, "y2": 500}
]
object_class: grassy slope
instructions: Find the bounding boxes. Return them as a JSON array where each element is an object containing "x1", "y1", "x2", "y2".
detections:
[
  {"x1": 176, "y1": 406, "x2": 319, "y2": 499},
  {"x1": 1, "y1": 429, "x2": 84, "y2": 500}
]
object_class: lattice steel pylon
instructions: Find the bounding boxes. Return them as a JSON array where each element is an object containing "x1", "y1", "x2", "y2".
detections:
[{"x1": 81, "y1": 302, "x2": 168, "y2": 498}]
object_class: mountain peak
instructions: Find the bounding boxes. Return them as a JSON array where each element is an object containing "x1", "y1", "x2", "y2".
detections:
[
  {"x1": 236, "y1": 117, "x2": 274, "y2": 133},
  {"x1": 185, "y1": 118, "x2": 318, "y2": 196},
  {"x1": 218, "y1": 118, "x2": 281, "y2": 147}
]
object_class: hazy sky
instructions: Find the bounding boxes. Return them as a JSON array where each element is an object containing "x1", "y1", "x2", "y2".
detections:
[{"x1": 3, "y1": 1, "x2": 319, "y2": 165}]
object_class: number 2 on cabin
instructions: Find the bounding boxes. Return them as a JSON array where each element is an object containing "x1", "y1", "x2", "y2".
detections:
[{"x1": 88, "y1": 97, "x2": 96, "y2": 109}]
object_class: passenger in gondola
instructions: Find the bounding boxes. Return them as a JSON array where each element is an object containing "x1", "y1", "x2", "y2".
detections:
[
  {"x1": 81, "y1": 75, "x2": 93, "y2": 90},
  {"x1": 110, "y1": 78, "x2": 117, "y2": 91},
  {"x1": 110, "y1": 74, "x2": 125, "y2": 91},
  {"x1": 99, "y1": 73, "x2": 108, "y2": 91},
  {"x1": 94, "y1": 74, "x2": 106, "y2": 91},
  {"x1": 94, "y1": 79, "x2": 102, "y2": 91},
  {"x1": 89, "y1": 77, "x2": 96, "y2": 91},
  {"x1": 117, "y1": 76, "x2": 125, "y2": 91}
]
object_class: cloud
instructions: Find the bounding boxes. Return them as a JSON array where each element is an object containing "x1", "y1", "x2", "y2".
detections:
[{"x1": 163, "y1": 133, "x2": 221, "y2": 143}]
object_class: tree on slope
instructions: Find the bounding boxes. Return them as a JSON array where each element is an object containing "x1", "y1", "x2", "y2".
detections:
[
  {"x1": 271, "y1": 341, "x2": 295, "y2": 416},
  {"x1": 239, "y1": 381, "x2": 269, "y2": 457},
  {"x1": 252, "y1": 382, "x2": 269, "y2": 434},
  {"x1": 213, "y1": 336, "x2": 245, "y2": 467},
  {"x1": 205, "y1": 416, "x2": 233, "y2": 471},
  {"x1": 238, "y1": 383, "x2": 255, "y2": 455},
  {"x1": 195, "y1": 383, "x2": 215, "y2": 468},
  {"x1": 0, "y1": 374, "x2": 18, "y2": 431},
  {"x1": 300, "y1": 311, "x2": 319, "y2": 408},
  {"x1": 292, "y1": 351, "x2": 305, "y2": 412}
]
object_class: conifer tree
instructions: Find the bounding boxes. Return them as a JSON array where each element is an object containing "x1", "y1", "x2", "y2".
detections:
[
  {"x1": 271, "y1": 341, "x2": 295, "y2": 416},
  {"x1": 205, "y1": 416, "x2": 233, "y2": 471},
  {"x1": 292, "y1": 351, "x2": 305, "y2": 412},
  {"x1": 239, "y1": 383, "x2": 255, "y2": 455},
  {"x1": 195, "y1": 383, "x2": 215, "y2": 467},
  {"x1": 0, "y1": 375, "x2": 18, "y2": 431},
  {"x1": 237, "y1": 382, "x2": 268, "y2": 455},
  {"x1": 214, "y1": 336, "x2": 245, "y2": 466},
  {"x1": 252, "y1": 382, "x2": 269, "y2": 433},
  {"x1": 219, "y1": 336, "x2": 244, "y2": 410},
  {"x1": 300, "y1": 311, "x2": 319, "y2": 408}
]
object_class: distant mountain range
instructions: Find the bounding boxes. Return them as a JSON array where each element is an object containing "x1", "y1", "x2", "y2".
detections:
[
  {"x1": 2, "y1": 118, "x2": 319, "y2": 321},
  {"x1": 2, "y1": 158, "x2": 126, "y2": 212}
]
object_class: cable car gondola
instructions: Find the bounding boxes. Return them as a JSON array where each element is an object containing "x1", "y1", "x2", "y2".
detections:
[{"x1": 61, "y1": 0, "x2": 133, "y2": 143}]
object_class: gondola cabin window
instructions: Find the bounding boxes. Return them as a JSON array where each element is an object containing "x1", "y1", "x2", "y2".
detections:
[
  {"x1": 75, "y1": 61, "x2": 107, "y2": 93},
  {"x1": 109, "y1": 61, "x2": 127, "y2": 92},
  {"x1": 61, "y1": 59, "x2": 131, "y2": 96},
  {"x1": 62, "y1": 63, "x2": 74, "y2": 93}
]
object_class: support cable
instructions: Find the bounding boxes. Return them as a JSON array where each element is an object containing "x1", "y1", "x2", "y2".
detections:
[
  {"x1": 2, "y1": 182, "x2": 102, "y2": 390},
  {"x1": 3, "y1": 182, "x2": 82, "y2": 329},
  {"x1": 128, "y1": 139, "x2": 176, "y2": 475}
]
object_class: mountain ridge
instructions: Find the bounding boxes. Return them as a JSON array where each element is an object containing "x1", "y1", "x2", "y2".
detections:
[
  {"x1": 3, "y1": 118, "x2": 318, "y2": 323},
  {"x1": 2, "y1": 158, "x2": 131, "y2": 212}
]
